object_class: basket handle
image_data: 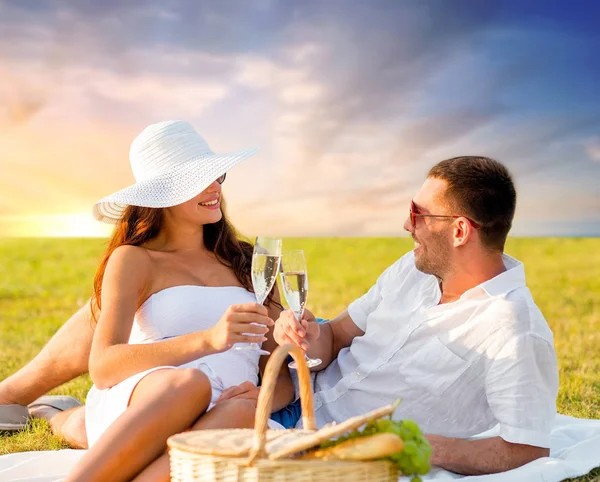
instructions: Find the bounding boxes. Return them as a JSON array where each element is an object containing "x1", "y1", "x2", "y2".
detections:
[{"x1": 248, "y1": 344, "x2": 316, "y2": 461}]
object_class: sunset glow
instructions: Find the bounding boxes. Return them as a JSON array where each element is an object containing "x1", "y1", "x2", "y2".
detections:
[{"x1": 1, "y1": 2, "x2": 599, "y2": 237}]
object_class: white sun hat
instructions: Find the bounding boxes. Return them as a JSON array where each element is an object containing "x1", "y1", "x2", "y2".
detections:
[{"x1": 93, "y1": 120, "x2": 258, "y2": 223}]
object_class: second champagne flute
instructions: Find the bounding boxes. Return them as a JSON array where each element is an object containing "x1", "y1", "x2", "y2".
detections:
[
  {"x1": 234, "y1": 236, "x2": 281, "y2": 355},
  {"x1": 279, "y1": 249, "x2": 322, "y2": 369}
]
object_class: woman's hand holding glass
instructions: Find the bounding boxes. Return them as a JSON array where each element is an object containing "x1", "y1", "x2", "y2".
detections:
[
  {"x1": 234, "y1": 236, "x2": 282, "y2": 355},
  {"x1": 207, "y1": 302, "x2": 274, "y2": 353}
]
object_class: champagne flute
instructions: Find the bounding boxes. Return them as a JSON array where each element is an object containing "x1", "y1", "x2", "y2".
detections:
[
  {"x1": 279, "y1": 249, "x2": 322, "y2": 369},
  {"x1": 234, "y1": 236, "x2": 282, "y2": 355}
]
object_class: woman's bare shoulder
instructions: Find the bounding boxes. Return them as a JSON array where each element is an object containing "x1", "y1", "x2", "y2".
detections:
[
  {"x1": 106, "y1": 245, "x2": 154, "y2": 278},
  {"x1": 109, "y1": 244, "x2": 152, "y2": 262}
]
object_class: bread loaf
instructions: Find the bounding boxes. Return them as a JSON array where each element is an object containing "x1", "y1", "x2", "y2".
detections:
[{"x1": 298, "y1": 433, "x2": 404, "y2": 461}]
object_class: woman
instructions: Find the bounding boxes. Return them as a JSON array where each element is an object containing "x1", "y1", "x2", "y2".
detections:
[{"x1": 66, "y1": 121, "x2": 294, "y2": 482}]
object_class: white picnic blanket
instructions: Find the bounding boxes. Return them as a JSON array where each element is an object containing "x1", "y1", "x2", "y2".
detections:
[{"x1": 1, "y1": 415, "x2": 599, "y2": 482}]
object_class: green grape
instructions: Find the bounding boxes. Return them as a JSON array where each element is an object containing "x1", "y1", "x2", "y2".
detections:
[
  {"x1": 402, "y1": 419, "x2": 420, "y2": 433},
  {"x1": 412, "y1": 454, "x2": 426, "y2": 473},
  {"x1": 403, "y1": 440, "x2": 417, "y2": 455},
  {"x1": 317, "y1": 417, "x2": 432, "y2": 479}
]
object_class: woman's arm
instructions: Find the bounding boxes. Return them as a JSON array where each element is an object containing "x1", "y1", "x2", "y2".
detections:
[
  {"x1": 215, "y1": 289, "x2": 294, "y2": 413},
  {"x1": 89, "y1": 245, "x2": 272, "y2": 389}
]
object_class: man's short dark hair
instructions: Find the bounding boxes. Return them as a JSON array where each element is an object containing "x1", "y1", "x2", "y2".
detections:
[{"x1": 428, "y1": 156, "x2": 516, "y2": 251}]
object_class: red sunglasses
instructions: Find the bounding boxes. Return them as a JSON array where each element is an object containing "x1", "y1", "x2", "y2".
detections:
[{"x1": 409, "y1": 201, "x2": 481, "y2": 229}]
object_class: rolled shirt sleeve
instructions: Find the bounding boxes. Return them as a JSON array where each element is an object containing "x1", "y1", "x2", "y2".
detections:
[{"x1": 485, "y1": 333, "x2": 559, "y2": 448}]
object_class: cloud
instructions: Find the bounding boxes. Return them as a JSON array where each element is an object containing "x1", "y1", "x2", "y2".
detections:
[
  {"x1": 0, "y1": 55, "x2": 57, "y2": 127},
  {"x1": 585, "y1": 138, "x2": 600, "y2": 162},
  {"x1": 0, "y1": 61, "x2": 230, "y2": 128},
  {"x1": 76, "y1": 67, "x2": 229, "y2": 116},
  {"x1": 0, "y1": 0, "x2": 294, "y2": 60},
  {"x1": 1, "y1": 0, "x2": 599, "y2": 236},
  {"x1": 0, "y1": 122, "x2": 138, "y2": 215},
  {"x1": 271, "y1": 1, "x2": 505, "y2": 156},
  {"x1": 219, "y1": 1, "x2": 519, "y2": 227}
]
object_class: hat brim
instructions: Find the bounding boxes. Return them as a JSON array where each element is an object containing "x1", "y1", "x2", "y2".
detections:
[{"x1": 93, "y1": 147, "x2": 258, "y2": 224}]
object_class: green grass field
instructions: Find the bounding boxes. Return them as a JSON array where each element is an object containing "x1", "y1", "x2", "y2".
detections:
[{"x1": 1, "y1": 237, "x2": 599, "y2": 481}]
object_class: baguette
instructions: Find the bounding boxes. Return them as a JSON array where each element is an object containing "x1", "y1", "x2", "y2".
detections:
[{"x1": 298, "y1": 433, "x2": 404, "y2": 461}]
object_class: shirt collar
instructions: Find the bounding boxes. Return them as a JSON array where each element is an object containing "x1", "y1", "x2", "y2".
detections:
[{"x1": 478, "y1": 254, "x2": 526, "y2": 297}]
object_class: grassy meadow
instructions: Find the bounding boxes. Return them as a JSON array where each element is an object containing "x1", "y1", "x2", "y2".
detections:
[{"x1": 1, "y1": 237, "x2": 599, "y2": 480}]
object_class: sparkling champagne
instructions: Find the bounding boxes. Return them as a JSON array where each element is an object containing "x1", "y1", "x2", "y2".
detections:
[
  {"x1": 280, "y1": 271, "x2": 308, "y2": 315},
  {"x1": 252, "y1": 254, "x2": 281, "y2": 304}
]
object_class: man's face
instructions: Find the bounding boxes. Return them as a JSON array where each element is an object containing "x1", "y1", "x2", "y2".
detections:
[{"x1": 403, "y1": 177, "x2": 454, "y2": 278}]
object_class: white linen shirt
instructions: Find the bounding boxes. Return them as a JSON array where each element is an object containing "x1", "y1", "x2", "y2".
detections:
[{"x1": 301, "y1": 252, "x2": 558, "y2": 448}]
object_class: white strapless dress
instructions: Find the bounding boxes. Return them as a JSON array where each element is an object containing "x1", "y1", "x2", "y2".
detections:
[{"x1": 85, "y1": 285, "x2": 262, "y2": 447}]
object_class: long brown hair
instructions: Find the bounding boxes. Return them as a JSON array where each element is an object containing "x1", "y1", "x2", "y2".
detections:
[{"x1": 91, "y1": 197, "x2": 276, "y2": 323}]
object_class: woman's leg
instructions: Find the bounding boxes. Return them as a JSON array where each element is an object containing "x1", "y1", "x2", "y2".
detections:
[
  {"x1": 65, "y1": 368, "x2": 212, "y2": 482},
  {"x1": 50, "y1": 406, "x2": 88, "y2": 449},
  {"x1": 133, "y1": 398, "x2": 257, "y2": 482}
]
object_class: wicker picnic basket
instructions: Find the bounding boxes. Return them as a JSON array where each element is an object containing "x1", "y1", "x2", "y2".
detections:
[{"x1": 167, "y1": 344, "x2": 400, "y2": 482}]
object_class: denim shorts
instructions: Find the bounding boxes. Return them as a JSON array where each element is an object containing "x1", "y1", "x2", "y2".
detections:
[{"x1": 270, "y1": 396, "x2": 302, "y2": 428}]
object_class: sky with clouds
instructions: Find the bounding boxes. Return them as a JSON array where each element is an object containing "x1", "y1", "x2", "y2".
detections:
[{"x1": 0, "y1": 0, "x2": 599, "y2": 237}]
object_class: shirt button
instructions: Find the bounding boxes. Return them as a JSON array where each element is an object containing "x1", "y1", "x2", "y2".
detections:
[{"x1": 355, "y1": 371, "x2": 361, "y2": 380}]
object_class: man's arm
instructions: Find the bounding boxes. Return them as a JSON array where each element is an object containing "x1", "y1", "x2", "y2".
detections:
[
  {"x1": 427, "y1": 434, "x2": 549, "y2": 475},
  {"x1": 307, "y1": 310, "x2": 364, "y2": 369},
  {"x1": 274, "y1": 309, "x2": 364, "y2": 371},
  {"x1": 429, "y1": 333, "x2": 555, "y2": 475},
  {"x1": 274, "y1": 256, "x2": 402, "y2": 369}
]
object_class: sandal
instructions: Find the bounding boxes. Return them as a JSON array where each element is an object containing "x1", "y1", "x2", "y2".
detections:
[
  {"x1": 0, "y1": 404, "x2": 30, "y2": 431},
  {"x1": 28, "y1": 395, "x2": 83, "y2": 420}
]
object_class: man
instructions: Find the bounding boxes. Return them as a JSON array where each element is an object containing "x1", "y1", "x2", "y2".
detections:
[
  {"x1": 273, "y1": 156, "x2": 558, "y2": 475},
  {"x1": 0, "y1": 156, "x2": 558, "y2": 475}
]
